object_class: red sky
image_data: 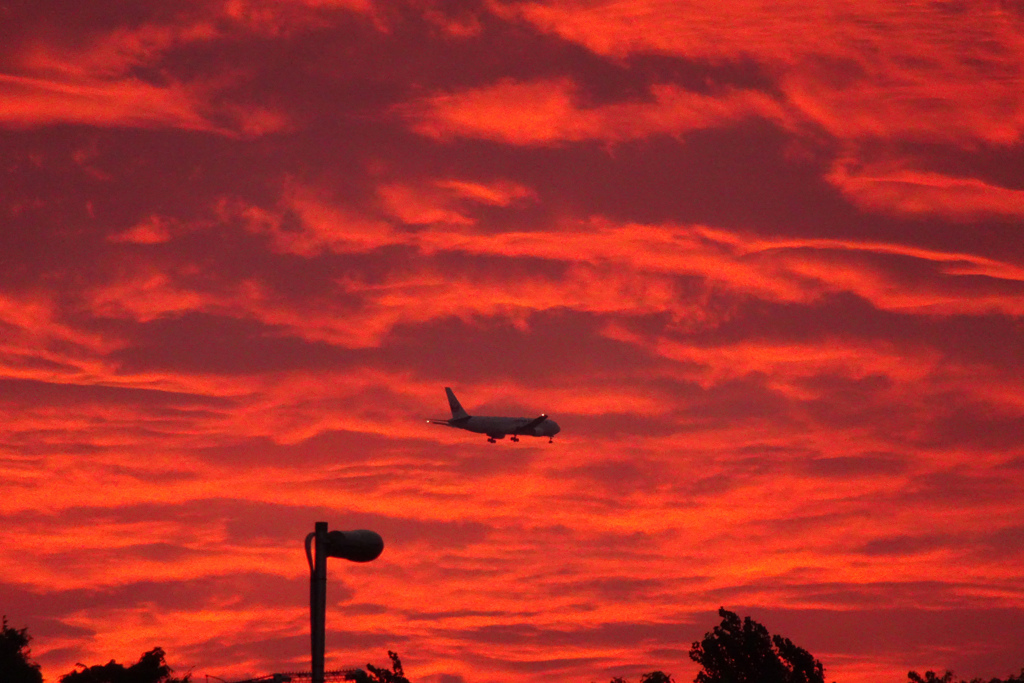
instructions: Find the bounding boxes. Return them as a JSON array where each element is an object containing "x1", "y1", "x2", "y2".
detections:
[{"x1": 2, "y1": 2, "x2": 1024, "y2": 683}]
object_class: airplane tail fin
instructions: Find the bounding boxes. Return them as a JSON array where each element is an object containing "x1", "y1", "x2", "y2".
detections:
[{"x1": 445, "y1": 387, "x2": 470, "y2": 420}]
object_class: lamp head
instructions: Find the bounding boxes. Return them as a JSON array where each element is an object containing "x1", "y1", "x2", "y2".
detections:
[{"x1": 324, "y1": 529, "x2": 384, "y2": 562}]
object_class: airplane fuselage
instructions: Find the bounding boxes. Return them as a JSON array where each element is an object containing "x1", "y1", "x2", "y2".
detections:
[{"x1": 453, "y1": 415, "x2": 560, "y2": 439}]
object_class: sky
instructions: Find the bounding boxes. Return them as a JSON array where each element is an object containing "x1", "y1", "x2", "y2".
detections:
[{"x1": 2, "y1": 1, "x2": 1024, "y2": 682}]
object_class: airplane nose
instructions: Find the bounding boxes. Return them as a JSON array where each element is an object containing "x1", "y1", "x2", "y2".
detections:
[{"x1": 550, "y1": 421, "x2": 560, "y2": 435}]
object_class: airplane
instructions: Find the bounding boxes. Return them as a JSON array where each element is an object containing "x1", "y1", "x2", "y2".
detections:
[{"x1": 426, "y1": 387, "x2": 561, "y2": 443}]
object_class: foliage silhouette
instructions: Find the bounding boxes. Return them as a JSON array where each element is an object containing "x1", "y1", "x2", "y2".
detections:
[
  {"x1": 610, "y1": 671, "x2": 674, "y2": 683},
  {"x1": 345, "y1": 651, "x2": 410, "y2": 683},
  {"x1": 911, "y1": 672, "x2": 958, "y2": 683},
  {"x1": 1, "y1": 616, "x2": 44, "y2": 683},
  {"x1": 908, "y1": 669, "x2": 1024, "y2": 683},
  {"x1": 640, "y1": 672, "x2": 674, "y2": 683},
  {"x1": 60, "y1": 647, "x2": 189, "y2": 683},
  {"x1": 689, "y1": 607, "x2": 827, "y2": 683}
]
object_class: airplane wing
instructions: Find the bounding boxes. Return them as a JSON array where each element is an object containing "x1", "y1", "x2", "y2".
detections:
[
  {"x1": 427, "y1": 415, "x2": 470, "y2": 426},
  {"x1": 521, "y1": 414, "x2": 548, "y2": 431}
]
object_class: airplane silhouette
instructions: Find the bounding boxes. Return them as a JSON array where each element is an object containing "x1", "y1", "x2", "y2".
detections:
[{"x1": 426, "y1": 387, "x2": 561, "y2": 443}]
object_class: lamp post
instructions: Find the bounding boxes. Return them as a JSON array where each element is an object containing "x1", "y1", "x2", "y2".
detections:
[{"x1": 305, "y1": 522, "x2": 384, "y2": 683}]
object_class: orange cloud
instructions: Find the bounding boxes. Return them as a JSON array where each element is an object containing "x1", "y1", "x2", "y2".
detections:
[
  {"x1": 18, "y1": 22, "x2": 218, "y2": 80},
  {"x1": 16, "y1": 0, "x2": 373, "y2": 81},
  {"x1": 827, "y1": 158, "x2": 1024, "y2": 219},
  {"x1": 0, "y1": 73, "x2": 214, "y2": 131},
  {"x1": 500, "y1": 0, "x2": 1024, "y2": 147},
  {"x1": 215, "y1": 186, "x2": 409, "y2": 261},
  {"x1": 378, "y1": 178, "x2": 536, "y2": 225},
  {"x1": 0, "y1": 72, "x2": 288, "y2": 135},
  {"x1": 108, "y1": 216, "x2": 177, "y2": 244},
  {"x1": 223, "y1": 0, "x2": 377, "y2": 34},
  {"x1": 88, "y1": 272, "x2": 218, "y2": 323},
  {"x1": 404, "y1": 77, "x2": 786, "y2": 144},
  {"x1": 2, "y1": 12, "x2": 292, "y2": 134},
  {"x1": 378, "y1": 184, "x2": 476, "y2": 225},
  {"x1": 421, "y1": 7, "x2": 484, "y2": 38},
  {"x1": 87, "y1": 190, "x2": 1024, "y2": 362},
  {"x1": 433, "y1": 179, "x2": 536, "y2": 207},
  {"x1": 413, "y1": 219, "x2": 1024, "y2": 317}
]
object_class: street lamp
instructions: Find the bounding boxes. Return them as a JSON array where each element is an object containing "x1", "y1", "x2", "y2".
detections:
[{"x1": 305, "y1": 522, "x2": 384, "y2": 683}]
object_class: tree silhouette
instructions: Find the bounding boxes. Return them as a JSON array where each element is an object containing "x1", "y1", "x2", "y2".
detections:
[
  {"x1": 910, "y1": 672, "x2": 957, "y2": 683},
  {"x1": 640, "y1": 672, "x2": 674, "y2": 683},
  {"x1": 908, "y1": 669, "x2": 1024, "y2": 683},
  {"x1": 610, "y1": 671, "x2": 674, "y2": 683},
  {"x1": 689, "y1": 607, "x2": 826, "y2": 683},
  {"x1": 1, "y1": 616, "x2": 43, "y2": 683},
  {"x1": 345, "y1": 651, "x2": 410, "y2": 683},
  {"x1": 60, "y1": 647, "x2": 188, "y2": 683}
]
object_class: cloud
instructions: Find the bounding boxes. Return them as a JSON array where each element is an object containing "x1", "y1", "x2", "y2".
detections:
[
  {"x1": 1, "y1": 11, "x2": 292, "y2": 134},
  {"x1": 0, "y1": 72, "x2": 286, "y2": 135},
  {"x1": 108, "y1": 216, "x2": 178, "y2": 244},
  {"x1": 378, "y1": 184, "x2": 476, "y2": 225},
  {"x1": 237, "y1": 191, "x2": 405, "y2": 256},
  {"x1": 413, "y1": 219, "x2": 1024, "y2": 317},
  {"x1": 502, "y1": 0, "x2": 1024, "y2": 146},
  {"x1": 0, "y1": 73, "x2": 210, "y2": 130},
  {"x1": 403, "y1": 77, "x2": 785, "y2": 144},
  {"x1": 222, "y1": 0, "x2": 378, "y2": 34},
  {"x1": 379, "y1": 178, "x2": 536, "y2": 225},
  {"x1": 827, "y1": 158, "x2": 1024, "y2": 219},
  {"x1": 434, "y1": 179, "x2": 535, "y2": 206},
  {"x1": 53, "y1": 190, "x2": 1024, "y2": 413}
]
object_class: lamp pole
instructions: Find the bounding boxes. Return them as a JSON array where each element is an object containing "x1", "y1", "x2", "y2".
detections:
[
  {"x1": 311, "y1": 522, "x2": 328, "y2": 683},
  {"x1": 306, "y1": 522, "x2": 384, "y2": 683}
]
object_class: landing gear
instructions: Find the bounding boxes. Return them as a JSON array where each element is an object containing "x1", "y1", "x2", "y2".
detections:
[
  {"x1": 487, "y1": 437, "x2": 496, "y2": 443},
  {"x1": 548, "y1": 437, "x2": 554, "y2": 443},
  {"x1": 511, "y1": 435, "x2": 519, "y2": 442}
]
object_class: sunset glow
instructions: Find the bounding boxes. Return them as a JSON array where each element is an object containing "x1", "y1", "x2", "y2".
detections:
[{"x1": 2, "y1": 2, "x2": 1023, "y2": 683}]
